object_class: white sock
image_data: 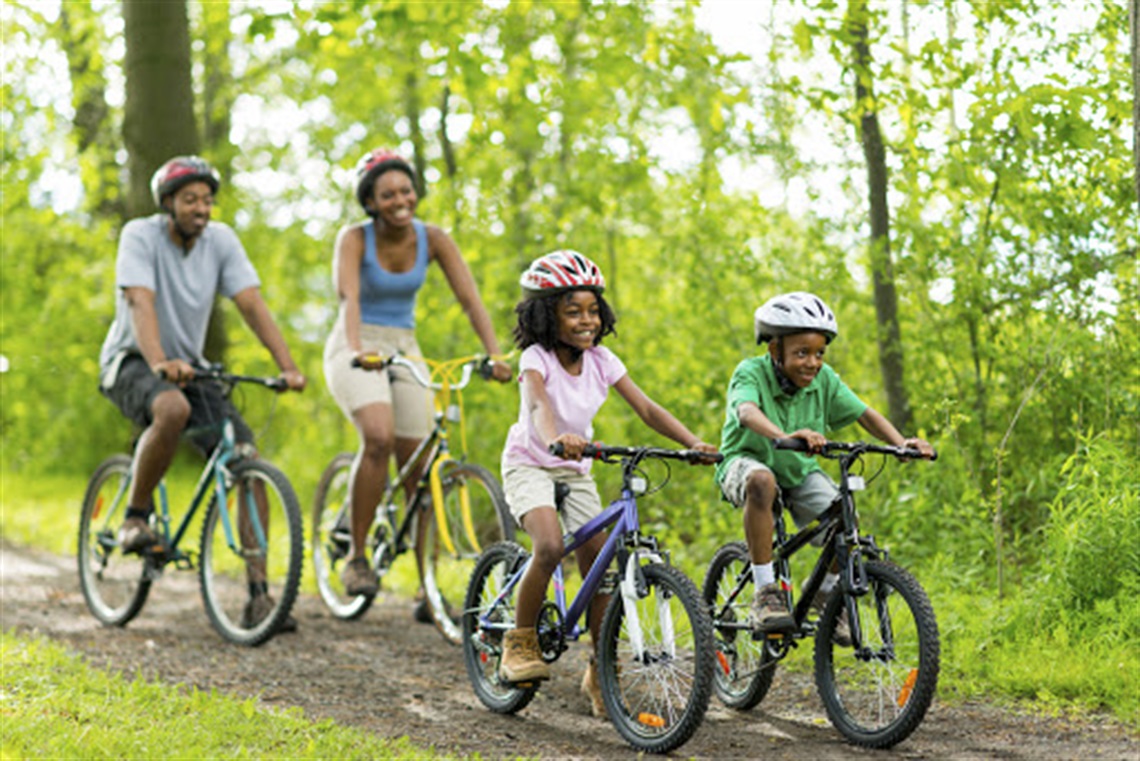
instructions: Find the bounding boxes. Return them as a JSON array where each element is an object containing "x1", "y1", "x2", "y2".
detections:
[
  {"x1": 821, "y1": 573, "x2": 839, "y2": 594},
  {"x1": 752, "y1": 563, "x2": 775, "y2": 588}
]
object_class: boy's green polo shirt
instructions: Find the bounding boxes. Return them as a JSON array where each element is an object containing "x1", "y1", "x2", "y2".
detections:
[{"x1": 715, "y1": 355, "x2": 867, "y2": 489}]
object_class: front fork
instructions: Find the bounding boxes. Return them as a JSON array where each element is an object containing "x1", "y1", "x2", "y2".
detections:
[{"x1": 617, "y1": 539, "x2": 673, "y2": 663}]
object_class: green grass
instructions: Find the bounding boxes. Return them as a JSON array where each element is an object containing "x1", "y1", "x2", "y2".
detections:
[{"x1": 0, "y1": 632, "x2": 451, "y2": 760}]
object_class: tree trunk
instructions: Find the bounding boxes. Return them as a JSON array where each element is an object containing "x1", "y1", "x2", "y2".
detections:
[
  {"x1": 121, "y1": 0, "x2": 198, "y2": 219},
  {"x1": 847, "y1": 0, "x2": 912, "y2": 432}
]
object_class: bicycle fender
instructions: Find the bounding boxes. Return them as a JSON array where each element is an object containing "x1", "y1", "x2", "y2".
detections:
[{"x1": 429, "y1": 454, "x2": 459, "y2": 556}]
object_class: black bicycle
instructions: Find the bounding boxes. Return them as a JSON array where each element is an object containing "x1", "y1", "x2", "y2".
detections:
[
  {"x1": 78, "y1": 366, "x2": 303, "y2": 646},
  {"x1": 702, "y1": 438, "x2": 939, "y2": 748}
]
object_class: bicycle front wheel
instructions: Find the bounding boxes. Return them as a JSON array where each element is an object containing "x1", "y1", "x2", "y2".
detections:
[
  {"x1": 78, "y1": 454, "x2": 152, "y2": 626},
  {"x1": 814, "y1": 559, "x2": 940, "y2": 748},
  {"x1": 311, "y1": 452, "x2": 373, "y2": 620},
  {"x1": 200, "y1": 459, "x2": 303, "y2": 646},
  {"x1": 462, "y1": 541, "x2": 538, "y2": 714},
  {"x1": 702, "y1": 541, "x2": 777, "y2": 710},
  {"x1": 598, "y1": 562, "x2": 716, "y2": 754},
  {"x1": 416, "y1": 461, "x2": 512, "y2": 645}
]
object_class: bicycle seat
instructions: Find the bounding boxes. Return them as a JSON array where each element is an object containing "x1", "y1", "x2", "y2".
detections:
[{"x1": 553, "y1": 482, "x2": 571, "y2": 512}]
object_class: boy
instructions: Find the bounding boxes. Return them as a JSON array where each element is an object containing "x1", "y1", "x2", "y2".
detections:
[{"x1": 715, "y1": 291, "x2": 934, "y2": 635}]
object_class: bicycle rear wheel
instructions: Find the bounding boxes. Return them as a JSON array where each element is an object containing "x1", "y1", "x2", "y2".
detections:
[
  {"x1": 597, "y1": 561, "x2": 715, "y2": 754},
  {"x1": 462, "y1": 541, "x2": 538, "y2": 714},
  {"x1": 815, "y1": 559, "x2": 940, "y2": 748},
  {"x1": 416, "y1": 460, "x2": 512, "y2": 645},
  {"x1": 78, "y1": 454, "x2": 152, "y2": 626},
  {"x1": 311, "y1": 452, "x2": 373, "y2": 620},
  {"x1": 702, "y1": 541, "x2": 777, "y2": 710},
  {"x1": 200, "y1": 459, "x2": 303, "y2": 646}
]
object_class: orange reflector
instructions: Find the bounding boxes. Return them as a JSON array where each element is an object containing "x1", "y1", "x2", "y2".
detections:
[
  {"x1": 716, "y1": 650, "x2": 730, "y2": 675},
  {"x1": 897, "y1": 668, "x2": 918, "y2": 707},
  {"x1": 93, "y1": 496, "x2": 104, "y2": 520},
  {"x1": 637, "y1": 713, "x2": 666, "y2": 728}
]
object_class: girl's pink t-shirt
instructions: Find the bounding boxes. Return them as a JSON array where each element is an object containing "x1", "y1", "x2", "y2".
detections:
[{"x1": 501, "y1": 344, "x2": 627, "y2": 474}]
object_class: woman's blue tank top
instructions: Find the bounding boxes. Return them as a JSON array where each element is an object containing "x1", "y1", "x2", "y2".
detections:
[{"x1": 359, "y1": 219, "x2": 429, "y2": 329}]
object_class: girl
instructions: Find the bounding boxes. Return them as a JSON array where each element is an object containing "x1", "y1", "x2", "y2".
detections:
[{"x1": 498, "y1": 250, "x2": 718, "y2": 717}]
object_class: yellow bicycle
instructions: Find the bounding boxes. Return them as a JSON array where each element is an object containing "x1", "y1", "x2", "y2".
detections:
[{"x1": 311, "y1": 352, "x2": 514, "y2": 644}]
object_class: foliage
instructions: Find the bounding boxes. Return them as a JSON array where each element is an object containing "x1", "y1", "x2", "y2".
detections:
[{"x1": 0, "y1": 632, "x2": 454, "y2": 759}]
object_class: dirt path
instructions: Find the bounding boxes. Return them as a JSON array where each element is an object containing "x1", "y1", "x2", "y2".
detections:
[{"x1": 2, "y1": 541, "x2": 1136, "y2": 760}]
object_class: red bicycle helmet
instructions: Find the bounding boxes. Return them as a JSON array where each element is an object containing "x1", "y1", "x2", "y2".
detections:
[
  {"x1": 519, "y1": 250, "x2": 606, "y2": 295},
  {"x1": 354, "y1": 148, "x2": 416, "y2": 212},
  {"x1": 150, "y1": 156, "x2": 220, "y2": 208}
]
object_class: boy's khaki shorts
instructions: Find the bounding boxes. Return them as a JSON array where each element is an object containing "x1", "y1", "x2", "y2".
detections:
[
  {"x1": 502, "y1": 464, "x2": 603, "y2": 534},
  {"x1": 719, "y1": 456, "x2": 839, "y2": 531}
]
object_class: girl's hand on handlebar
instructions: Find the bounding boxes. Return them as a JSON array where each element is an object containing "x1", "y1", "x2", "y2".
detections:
[
  {"x1": 688, "y1": 440, "x2": 720, "y2": 465},
  {"x1": 154, "y1": 359, "x2": 195, "y2": 386},
  {"x1": 551, "y1": 433, "x2": 590, "y2": 461},
  {"x1": 790, "y1": 429, "x2": 827, "y2": 453},
  {"x1": 280, "y1": 369, "x2": 307, "y2": 392}
]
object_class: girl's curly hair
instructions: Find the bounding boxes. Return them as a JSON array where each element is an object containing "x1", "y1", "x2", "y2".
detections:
[{"x1": 512, "y1": 289, "x2": 617, "y2": 351}]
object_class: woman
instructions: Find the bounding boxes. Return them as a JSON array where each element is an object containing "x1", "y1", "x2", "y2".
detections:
[{"x1": 323, "y1": 148, "x2": 511, "y2": 598}]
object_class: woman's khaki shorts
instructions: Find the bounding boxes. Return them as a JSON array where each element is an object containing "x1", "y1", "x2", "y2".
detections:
[
  {"x1": 502, "y1": 464, "x2": 603, "y2": 534},
  {"x1": 323, "y1": 319, "x2": 432, "y2": 439}
]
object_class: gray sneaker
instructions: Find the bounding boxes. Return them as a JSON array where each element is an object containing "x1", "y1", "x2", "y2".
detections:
[
  {"x1": 341, "y1": 557, "x2": 379, "y2": 597},
  {"x1": 749, "y1": 582, "x2": 795, "y2": 634},
  {"x1": 240, "y1": 594, "x2": 298, "y2": 633},
  {"x1": 117, "y1": 516, "x2": 159, "y2": 554},
  {"x1": 810, "y1": 588, "x2": 853, "y2": 647}
]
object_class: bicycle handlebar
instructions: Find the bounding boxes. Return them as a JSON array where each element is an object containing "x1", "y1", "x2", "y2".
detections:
[
  {"x1": 773, "y1": 437, "x2": 937, "y2": 461},
  {"x1": 549, "y1": 441, "x2": 723, "y2": 465},
  {"x1": 351, "y1": 352, "x2": 496, "y2": 391},
  {"x1": 157, "y1": 364, "x2": 288, "y2": 391}
]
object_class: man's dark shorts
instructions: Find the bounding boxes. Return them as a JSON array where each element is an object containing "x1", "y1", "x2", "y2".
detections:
[{"x1": 101, "y1": 354, "x2": 254, "y2": 456}]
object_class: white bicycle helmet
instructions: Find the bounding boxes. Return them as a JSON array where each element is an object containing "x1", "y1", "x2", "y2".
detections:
[
  {"x1": 754, "y1": 291, "x2": 838, "y2": 344},
  {"x1": 519, "y1": 250, "x2": 605, "y2": 295}
]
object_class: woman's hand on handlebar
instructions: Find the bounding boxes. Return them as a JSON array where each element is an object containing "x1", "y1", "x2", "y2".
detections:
[
  {"x1": 489, "y1": 360, "x2": 513, "y2": 383},
  {"x1": 352, "y1": 351, "x2": 388, "y2": 371},
  {"x1": 550, "y1": 433, "x2": 590, "y2": 461},
  {"x1": 153, "y1": 358, "x2": 195, "y2": 385}
]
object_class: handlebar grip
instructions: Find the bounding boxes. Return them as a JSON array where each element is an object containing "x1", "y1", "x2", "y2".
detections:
[
  {"x1": 351, "y1": 354, "x2": 386, "y2": 369},
  {"x1": 773, "y1": 437, "x2": 809, "y2": 451},
  {"x1": 477, "y1": 356, "x2": 494, "y2": 381},
  {"x1": 549, "y1": 442, "x2": 599, "y2": 458}
]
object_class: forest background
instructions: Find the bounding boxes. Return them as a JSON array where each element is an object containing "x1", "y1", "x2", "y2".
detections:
[{"x1": 2, "y1": 0, "x2": 1137, "y2": 724}]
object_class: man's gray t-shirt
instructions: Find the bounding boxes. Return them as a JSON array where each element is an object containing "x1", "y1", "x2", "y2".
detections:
[{"x1": 98, "y1": 214, "x2": 260, "y2": 376}]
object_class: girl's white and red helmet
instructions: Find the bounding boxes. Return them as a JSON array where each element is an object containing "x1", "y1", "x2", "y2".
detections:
[
  {"x1": 150, "y1": 156, "x2": 220, "y2": 208},
  {"x1": 754, "y1": 291, "x2": 838, "y2": 344},
  {"x1": 354, "y1": 148, "x2": 415, "y2": 212},
  {"x1": 520, "y1": 250, "x2": 606, "y2": 296}
]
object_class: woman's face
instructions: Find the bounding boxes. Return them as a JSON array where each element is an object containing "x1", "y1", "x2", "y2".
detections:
[
  {"x1": 555, "y1": 290, "x2": 601, "y2": 351},
  {"x1": 773, "y1": 331, "x2": 827, "y2": 388},
  {"x1": 367, "y1": 169, "x2": 417, "y2": 225}
]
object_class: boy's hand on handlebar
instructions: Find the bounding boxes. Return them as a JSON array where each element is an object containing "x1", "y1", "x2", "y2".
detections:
[
  {"x1": 280, "y1": 369, "x2": 307, "y2": 392},
  {"x1": 790, "y1": 429, "x2": 827, "y2": 453},
  {"x1": 901, "y1": 437, "x2": 936, "y2": 460},
  {"x1": 551, "y1": 433, "x2": 590, "y2": 461},
  {"x1": 154, "y1": 359, "x2": 195, "y2": 386}
]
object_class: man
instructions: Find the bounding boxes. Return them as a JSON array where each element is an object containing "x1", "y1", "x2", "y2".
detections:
[{"x1": 98, "y1": 155, "x2": 306, "y2": 627}]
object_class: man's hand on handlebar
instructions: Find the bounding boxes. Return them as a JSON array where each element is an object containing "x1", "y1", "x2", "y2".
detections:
[
  {"x1": 153, "y1": 358, "x2": 195, "y2": 385},
  {"x1": 279, "y1": 369, "x2": 307, "y2": 392}
]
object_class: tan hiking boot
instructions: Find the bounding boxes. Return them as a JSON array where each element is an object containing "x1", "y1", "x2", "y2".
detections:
[
  {"x1": 498, "y1": 627, "x2": 550, "y2": 683},
  {"x1": 810, "y1": 587, "x2": 852, "y2": 647},
  {"x1": 581, "y1": 656, "x2": 605, "y2": 717},
  {"x1": 749, "y1": 582, "x2": 795, "y2": 634},
  {"x1": 340, "y1": 557, "x2": 378, "y2": 597}
]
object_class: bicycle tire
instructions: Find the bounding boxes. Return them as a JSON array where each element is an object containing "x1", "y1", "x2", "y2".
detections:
[
  {"x1": 814, "y1": 559, "x2": 940, "y2": 748},
  {"x1": 311, "y1": 452, "x2": 374, "y2": 620},
  {"x1": 597, "y1": 561, "x2": 716, "y2": 754},
  {"x1": 462, "y1": 541, "x2": 538, "y2": 714},
  {"x1": 200, "y1": 459, "x2": 303, "y2": 646},
  {"x1": 77, "y1": 454, "x2": 152, "y2": 626},
  {"x1": 702, "y1": 541, "x2": 778, "y2": 710},
  {"x1": 416, "y1": 460, "x2": 512, "y2": 645}
]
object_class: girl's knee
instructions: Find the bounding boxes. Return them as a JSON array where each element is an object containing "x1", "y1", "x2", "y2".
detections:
[{"x1": 530, "y1": 537, "x2": 564, "y2": 573}]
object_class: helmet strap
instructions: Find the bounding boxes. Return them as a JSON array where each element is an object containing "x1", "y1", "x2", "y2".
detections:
[{"x1": 769, "y1": 338, "x2": 800, "y2": 396}]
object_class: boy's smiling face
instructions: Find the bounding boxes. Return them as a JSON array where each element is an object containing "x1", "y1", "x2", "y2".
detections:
[{"x1": 772, "y1": 331, "x2": 828, "y2": 388}]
